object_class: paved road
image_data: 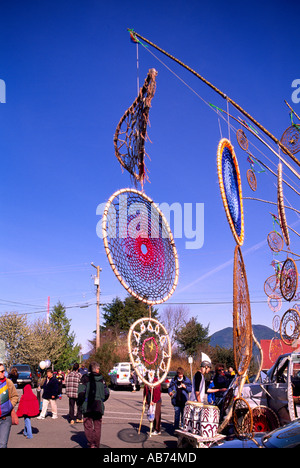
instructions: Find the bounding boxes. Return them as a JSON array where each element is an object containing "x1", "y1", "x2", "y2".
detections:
[{"x1": 8, "y1": 387, "x2": 178, "y2": 449}]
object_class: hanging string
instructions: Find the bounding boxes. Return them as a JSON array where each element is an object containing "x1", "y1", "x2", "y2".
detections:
[
  {"x1": 136, "y1": 42, "x2": 140, "y2": 95},
  {"x1": 226, "y1": 97, "x2": 230, "y2": 141}
]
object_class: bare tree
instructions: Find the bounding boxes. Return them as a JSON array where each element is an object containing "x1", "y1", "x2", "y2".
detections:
[
  {"x1": 160, "y1": 305, "x2": 189, "y2": 350},
  {"x1": 0, "y1": 313, "x2": 64, "y2": 368},
  {"x1": 0, "y1": 313, "x2": 31, "y2": 367}
]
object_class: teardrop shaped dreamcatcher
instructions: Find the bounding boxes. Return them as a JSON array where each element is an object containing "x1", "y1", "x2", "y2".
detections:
[{"x1": 217, "y1": 138, "x2": 244, "y2": 246}]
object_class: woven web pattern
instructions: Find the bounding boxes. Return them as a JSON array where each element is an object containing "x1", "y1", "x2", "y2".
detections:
[
  {"x1": 102, "y1": 189, "x2": 178, "y2": 305},
  {"x1": 280, "y1": 258, "x2": 298, "y2": 301},
  {"x1": 280, "y1": 308, "x2": 300, "y2": 345},
  {"x1": 128, "y1": 317, "x2": 171, "y2": 387},
  {"x1": 233, "y1": 246, "x2": 252, "y2": 375},
  {"x1": 114, "y1": 69, "x2": 157, "y2": 187},
  {"x1": 222, "y1": 147, "x2": 242, "y2": 237},
  {"x1": 281, "y1": 125, "x2": 300, "y2": 155},
  {"x1": 217, "y1": 138, "x2": 244, "y2": 246}
]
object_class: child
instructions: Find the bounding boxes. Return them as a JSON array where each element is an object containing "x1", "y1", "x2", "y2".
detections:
[{"x1": 17, "y1": 384, "x2": 40, "y2": 439}]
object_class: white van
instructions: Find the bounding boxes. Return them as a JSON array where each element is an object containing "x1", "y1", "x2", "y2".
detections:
[{"x1": 110, "y1": 362, "x2": 142, "y2": 390}]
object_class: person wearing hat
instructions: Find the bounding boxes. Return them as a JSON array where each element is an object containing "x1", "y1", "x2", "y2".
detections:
[{"x1": 190, "y1": 360, "x2": 212, "y2": 403}]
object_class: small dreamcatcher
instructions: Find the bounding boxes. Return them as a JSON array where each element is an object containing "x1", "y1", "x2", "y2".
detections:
[
  {"x1": 246, "y1": 168, "x2": 257, "y2": 192},
  {"x1": 233, "y1": 245, "x2": 252, "y2": 375},
  {"x1": 128, "y1": 317, "x2": 171, "y2": 388},
  {"x1": 264, "y1": 274, "x2": 281, "y2": 298},
  {"x1": 280, "y1": 125, "x2": 300, "y2": 155},
  {"x1": 280, "y1": 308, "x2": 300, "y2": 346},
  {"x1": 280, "y1": 257, "x2": 298, "y2": 302},
  {"x1": 232, "y1": 397, "x2": 253, "y2": 439},
  {"x1": 267, "y1": 230, "x2": 284, "y2": 253},
  {"x1": 114, "y1": 68, "x2": 158, "y2": 188},
  {"x1": 277, "y1": 162, "x2": 290, "y2": 247},
  {"x1": 102, "y1": 188, "x2": 179, "y2": 305},
  {"x1": 236, "y1": 129, "x2": 249, "y2": 151},
  {"x1": 268, "y1": 294, "x2": 282, "y2": 313},
  {"x1": 269, "y1": 337, "x2": 283, "y2": 362},
  {"x1": 217, "y1": 138, "x2": 244, "y2": 245},
  {"x1": 272, "y1": 315, "x2": 281, "y2": 333},
  {"x1": 252, "y1": 406, "x2": 280, "y2": 433}
]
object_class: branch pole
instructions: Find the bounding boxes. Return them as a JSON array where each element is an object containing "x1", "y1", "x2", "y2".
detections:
[{"x1": 129, "y1": 29, "x2": 300, "y2": 169}]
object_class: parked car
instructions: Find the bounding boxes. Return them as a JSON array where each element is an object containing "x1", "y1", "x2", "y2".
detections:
[
  {"x1": 161, "y1": 371, "x2": 177, "y2": 391},
  {"x1": 211, "y1": 417, "x2": 300, "y2": 448},
  {"x1": 9, "y1": 364, "x2": 38, "y2": 388},
  {"x1": 236, "y1": 352, "x2": 300, "y2": 425},
  {"x1": 110, "y1": 362, "x2": 141, "y2": 390}
]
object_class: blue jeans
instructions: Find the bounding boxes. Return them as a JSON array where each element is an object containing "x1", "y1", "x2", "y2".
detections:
[
  {"x1": 0, "y1": 415, "x2": 12, "y2": 448},
  {"x1": 174, "y1": 406, "x2": 185, "y2": 429},
  {"x1": 24, "y1": 417, "x2": 33, "y2": 439}
]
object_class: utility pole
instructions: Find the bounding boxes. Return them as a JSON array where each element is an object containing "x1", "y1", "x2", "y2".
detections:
[{"x1": 91, "y1": 263, "x2": 102, "y2": 349}]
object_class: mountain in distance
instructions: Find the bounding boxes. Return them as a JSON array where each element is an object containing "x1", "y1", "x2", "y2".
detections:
[{"x1": 209, "y1": 324, "x2": 279, "y2": 349}]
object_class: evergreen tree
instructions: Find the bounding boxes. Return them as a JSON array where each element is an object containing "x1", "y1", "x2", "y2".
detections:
[
  {"x1": 102, "y1": 295, "x2": 158, "y2": 332},
  {"x1": 175, "y1": 317, "x2": 210, "y2": 356},
  {"x1": 50, "y1": 301, "x2": 80, "y2": 370}
]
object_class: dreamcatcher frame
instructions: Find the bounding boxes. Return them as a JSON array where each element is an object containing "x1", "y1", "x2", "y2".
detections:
[
  {"x1": 102, "y1": 188, "x2": 179, "y2": 305},
  {"x1": 280, "y1": 257, "x2": 298, "y2": 302},
  {"x1": 128, "y1": 317, "x2": 172, "y2": 388},
  {"x1": 114, "y1": 68, "x2": 158, "y2": 187},
  {"x1": 217, "y1": 138, "x2": 244, "y2": 246},
  {"x1": 233, "y1": 245, "x2": 252, "y2": 375},
  {"x1": 280, "y1": 308, "x2": 300, "y2": 346}
]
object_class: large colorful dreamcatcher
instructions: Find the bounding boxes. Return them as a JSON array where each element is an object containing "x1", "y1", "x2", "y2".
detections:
[
  {"x1": 128, "y1": 317, "x2": 171, "y2": 387},
  {"x1": 114, "y1": 68, "x2": 158, "y2": 188},
  {"x1": 280, "y1": 257, "x2": 298, "y2": 302},
  {"x1": 102, "y1": 188, "x2": 179, "y2": 305},
  {"x1": 217, "y1": 138, "x2": 244, "y2": 245},
  {"x1": 280, "y1": 308, "x2": 300, "y2": 345},
  {"x1": 233, "y1": 245, "x2": 253, "y2": 375}
]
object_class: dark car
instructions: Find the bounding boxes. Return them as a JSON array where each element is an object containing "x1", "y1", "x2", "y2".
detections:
[
  {"x1": 9, "y1": 364, "x2": 38, "y2": 388},
  {"x1": 161, "y1": 371, "x2": 177, "y2": 391},
  {"x1": 210, "y1": 418, "x2": 300, "y2": 448}
]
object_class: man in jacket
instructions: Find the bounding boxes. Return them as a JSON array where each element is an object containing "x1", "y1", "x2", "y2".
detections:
[
  {"x1": 0, "y1": 363, "x2": 19, "y2": 448},
  {"x1": 37, "y1": 368, "x2": 59, "y2": 419},
  {"x1": 78, "y1": 361, "x2": 109, "y2": 448},
  {"x1": 65, "y1": 362, "x2": 83, "y2": 424},
  {"x1": 168, "y1": 367, "x2": 192, "y2": 431}
]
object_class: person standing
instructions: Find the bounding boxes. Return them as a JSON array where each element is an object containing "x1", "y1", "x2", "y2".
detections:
[
  {"x1": 65, "y1": 363, "x2": 83, "y2": 424},
  {"x1": 16, "y1": 384, "x2": 39, "y2": 439},
  {"x1": 56, "y1": 370, "x2": 64, "y2": 399},
  {"x1": 0, "y1": 363, "x2": 19, "y2": 448},
  {"x1": 190, "y1": 360, "x2": 212, "y2": 403},
  {"x1": 168, "y1": 367, "x2": 192, "y2": 430},
  {"x1": 144, "y1": 377, "x2": 162, "y2": 435},
  {"x1": 37, "y1": 368, "x2": 59, "y2": 419},
  {"x1": 78, "y1": 361, "x2": 110, "y2": 448}
]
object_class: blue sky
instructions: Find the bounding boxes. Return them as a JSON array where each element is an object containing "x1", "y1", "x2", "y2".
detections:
[{"x1": 0, "y1": 0, "x2": 299, "y2": 354}]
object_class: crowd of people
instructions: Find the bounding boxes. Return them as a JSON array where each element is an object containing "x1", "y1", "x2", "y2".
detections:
[
  {"x1": 0, "y1": 358, "x2": 234, "y2": 448},
  {"x1": 0, "y1": 361, "x2": 109, "y2": 448}
]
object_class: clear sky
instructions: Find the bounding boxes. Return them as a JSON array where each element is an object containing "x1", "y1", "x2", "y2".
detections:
[{"x1": 0, "y1": 0, "x2": 299, "y2": 354}]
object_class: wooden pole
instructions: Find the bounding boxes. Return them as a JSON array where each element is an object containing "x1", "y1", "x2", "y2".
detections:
[{"x1": 129, "y1": 29, "x2": 300, "y2": 169}]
